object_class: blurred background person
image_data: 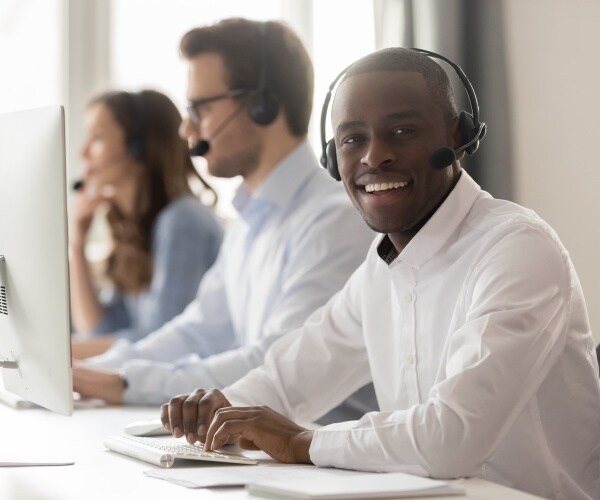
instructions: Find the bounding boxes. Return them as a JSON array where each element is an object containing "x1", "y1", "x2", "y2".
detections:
[{"x1": 70, "y1": 89, "x2": 223, "y2": 359}]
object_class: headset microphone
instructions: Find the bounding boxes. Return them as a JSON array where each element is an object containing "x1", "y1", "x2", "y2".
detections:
[
  {"x1": 429, "y1": 120, "x2": 487, "y2": 170},
  {"x1": 189, "y1": 102, "x2": 246, "y2": 157},
  {"x1": 190, "y1": 140, "x2": 210, "y2": 157},
  {"x1": 429, "y1": 148, "x2": 456, "y2": 170}
]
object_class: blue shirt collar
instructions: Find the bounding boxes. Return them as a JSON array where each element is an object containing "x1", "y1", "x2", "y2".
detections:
[{"x1": 232, "y1": 140, "x2": 319, "y2": 216}]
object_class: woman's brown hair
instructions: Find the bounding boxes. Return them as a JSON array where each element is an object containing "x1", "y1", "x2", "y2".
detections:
[{"x1": 89, "y1": 89, "x2": 217, "y2": 293}]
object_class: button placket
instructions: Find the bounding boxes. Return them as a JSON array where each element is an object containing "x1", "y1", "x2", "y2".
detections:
[{"x1": 392, "y1": 264, "x2": 420, "y2": 405}]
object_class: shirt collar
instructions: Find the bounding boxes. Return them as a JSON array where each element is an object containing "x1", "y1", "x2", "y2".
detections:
[
  {"x1": 232, "y1": 140, "x2": 319, "y2": 215},
  {"x1": 376, "y1": 170, "x2": 482, "y2": 268}
]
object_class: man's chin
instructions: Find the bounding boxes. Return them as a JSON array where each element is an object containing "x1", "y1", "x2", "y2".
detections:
[
  {"x1": 358, "y1": 212, "x2": 409, "y2": 236},
  {"x1": 207, "y1": 163, "x2": 240, "y2": 179}
]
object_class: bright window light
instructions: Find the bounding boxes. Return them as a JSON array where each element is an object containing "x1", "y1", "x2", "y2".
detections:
[
  {"x1": 109, "y1": 0, "x2": 377, "y2": 218},
  {"x1": 0, "y1": 0, "x2": 63, "y2": 113}
]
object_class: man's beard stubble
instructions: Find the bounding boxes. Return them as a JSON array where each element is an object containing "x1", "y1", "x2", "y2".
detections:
[{"x1": 209, "y1": 141, "x2": 262, "y2": 180}]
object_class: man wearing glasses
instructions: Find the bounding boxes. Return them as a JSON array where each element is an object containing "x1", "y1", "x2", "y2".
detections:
[{"x1": 73, "y1": 18, "x2": 375, "y2": 418}]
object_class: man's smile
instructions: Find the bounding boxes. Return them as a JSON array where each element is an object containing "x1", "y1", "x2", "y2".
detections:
[{"x1": 363, "y1": 180, "x2": 412, "y2": 193}]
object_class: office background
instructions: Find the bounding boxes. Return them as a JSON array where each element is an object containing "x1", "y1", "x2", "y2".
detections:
[{"x1": 1, "y1": 0, "x2": 599, "y2": 343}]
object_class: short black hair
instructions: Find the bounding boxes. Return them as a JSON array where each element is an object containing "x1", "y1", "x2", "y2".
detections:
[{"x1": 344, "y1": 47, "x2": 458, "y2": 123}]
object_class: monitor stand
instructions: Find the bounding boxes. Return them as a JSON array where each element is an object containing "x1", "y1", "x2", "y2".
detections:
[{"x1": 0, "y1": 257, "x2": 74, "y2": 467}]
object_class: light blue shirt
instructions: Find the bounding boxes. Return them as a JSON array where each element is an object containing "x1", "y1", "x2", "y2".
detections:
[
  {"x1": 88, "y1": 141, "x2": 375, "y2": 406},
  {"x1": 91, "y1": 195, "x2": 223, "y2": 342}
]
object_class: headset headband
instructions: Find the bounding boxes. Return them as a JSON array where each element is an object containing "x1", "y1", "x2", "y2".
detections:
[{"x1": 319, "y1": 48, "x2": 487, "y2": 175}]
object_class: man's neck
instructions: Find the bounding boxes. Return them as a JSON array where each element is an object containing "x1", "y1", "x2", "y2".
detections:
[
  {"x1": 388, "y1": 167, "x2": 463, "y2": 254},
  {"x1": 243, "y1": 135, "x2": 304, "y2": 193}
]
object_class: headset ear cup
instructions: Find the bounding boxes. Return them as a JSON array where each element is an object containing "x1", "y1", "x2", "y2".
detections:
[
  {"x1": 325, "y1": 140, "x2": 341, "y2": 181},
  {"x1": 127, "y1": 138, "x2": 144, "y2": 162},
  {"x1": 249, "y1": 90, "x2": 280, "y2": 126},
  {"x1": 458, "y1": 111, "x2": 479, "y2": 155}
]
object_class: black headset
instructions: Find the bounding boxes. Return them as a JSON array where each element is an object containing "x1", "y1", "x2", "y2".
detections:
[
  {"x1": 247, "y1": 22, "x2": 280, "y2": 126},
  {"x1": 125, "y1": 91, "x2": 146, "y2": 162},
  {"x1": 188, "y1": 22, "x2": 280, "y2": 157},
  {"x1": 319, "y1": 48, "x2": 487, "y2": 181}
]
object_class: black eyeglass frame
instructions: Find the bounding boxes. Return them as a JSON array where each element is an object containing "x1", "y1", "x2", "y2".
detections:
[{"x1": 186, "y1": 88, "x2": 249, "y2": 125}]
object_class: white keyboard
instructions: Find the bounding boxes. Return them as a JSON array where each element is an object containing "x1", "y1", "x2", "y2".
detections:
[{"x1": 104, "y1": 435, "x2": 258, "y2": 468}]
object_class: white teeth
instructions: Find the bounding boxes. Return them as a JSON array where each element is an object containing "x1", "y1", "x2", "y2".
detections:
[{"x1": 364, "y1": 181, "x2": 409, "y2": 193}]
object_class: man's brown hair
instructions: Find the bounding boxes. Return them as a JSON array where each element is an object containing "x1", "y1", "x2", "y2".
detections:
[{"x1": 180, "y1": 18, "x2": 314, "y2": 137}]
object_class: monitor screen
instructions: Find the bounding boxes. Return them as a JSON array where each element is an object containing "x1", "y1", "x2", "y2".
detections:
[{"x1": 0, "y1": 106, "x2": 73, "y2": 416}]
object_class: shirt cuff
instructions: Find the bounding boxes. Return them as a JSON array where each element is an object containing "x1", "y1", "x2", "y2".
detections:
[
  {"x1": 309, "y1": 421, "x2": 357, "y2": 468},
  {"x1": 120, "y1": 360, "x2": 169, "y2": 406}
]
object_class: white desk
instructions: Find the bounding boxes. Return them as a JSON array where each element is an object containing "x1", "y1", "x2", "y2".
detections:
[{"x1": 0, "y1": 404, "x2": 543, "y2": 500}]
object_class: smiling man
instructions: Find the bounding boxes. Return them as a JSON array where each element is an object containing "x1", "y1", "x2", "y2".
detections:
[
  {"x1": 333, "y1": 69, "x2": 460, "y2": 249},
  {"x1": 161, "y1": 48, "x2": 600, "y2": 500}
]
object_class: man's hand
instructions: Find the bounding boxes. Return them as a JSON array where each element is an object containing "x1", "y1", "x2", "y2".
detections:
[
  {"x1": 206, "y1": 405, "x2": 314, "y2": 464},
  {"x1": 72, "y1": 365, "x2": 125, "y2": 405},
  {"x1": 160, "y1": 389, "x2": 313, "y2": 465},
  {"x1": 160, "y1": 388, "x2": 231, "y2": 444}
]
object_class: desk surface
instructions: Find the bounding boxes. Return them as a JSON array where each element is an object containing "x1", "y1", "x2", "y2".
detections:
[{"x1": 0, "y1": 404, "x2": 543, "y2": 500}]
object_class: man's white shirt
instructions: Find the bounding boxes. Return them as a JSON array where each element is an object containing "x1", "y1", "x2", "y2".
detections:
[{"x1": 225, "y1": 171, "x2": 600, "y2": 500}]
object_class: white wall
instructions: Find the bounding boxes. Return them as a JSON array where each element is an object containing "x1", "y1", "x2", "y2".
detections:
[
  {"x1": 0, "y1": 0, "x2": 65, "y2": 111},
  {"x1": 503, "y1": 0, "x2": 600, "y2": 342}
]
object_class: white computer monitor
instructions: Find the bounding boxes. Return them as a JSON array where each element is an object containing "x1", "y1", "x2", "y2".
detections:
[{"x1": 0, "y1": 106, "x2": 73, "y2": 416}]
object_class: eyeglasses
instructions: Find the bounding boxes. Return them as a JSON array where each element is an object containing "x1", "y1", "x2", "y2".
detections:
[{"x1": 186, "y1": 88, "x2": 248, "y2": 125}]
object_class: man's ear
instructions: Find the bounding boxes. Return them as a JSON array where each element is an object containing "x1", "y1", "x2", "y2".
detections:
[{"x1": 449, "y1": 115, "x2": 465, "y2": 161}]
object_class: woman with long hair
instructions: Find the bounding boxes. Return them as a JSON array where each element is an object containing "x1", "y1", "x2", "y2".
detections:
[{"x1": 70, "y1": 89, "x2": 223, "y2": 358}]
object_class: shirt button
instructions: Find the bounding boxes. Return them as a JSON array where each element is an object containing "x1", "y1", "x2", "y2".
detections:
[
  {"x1": 405, "y1": 354, "x2": 415, "y2": 364},
  {"x1": 404, "y1": 292, "x2": 413, "y2": 302}
]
